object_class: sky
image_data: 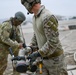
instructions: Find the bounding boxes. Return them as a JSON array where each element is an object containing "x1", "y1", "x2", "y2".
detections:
[{"x1": 0, "y1": 0, "x2": 76, "y2": 19}]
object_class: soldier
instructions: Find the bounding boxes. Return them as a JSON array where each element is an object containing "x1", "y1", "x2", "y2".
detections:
[
  {"x1": 0, "y1": 11, "x2": 26, "y2": 75},
  {"x1": 21, "y1": 0, "x2": 68, "y2": 75}
]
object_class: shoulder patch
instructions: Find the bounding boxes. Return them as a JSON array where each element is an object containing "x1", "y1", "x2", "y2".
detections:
[{"x1": 43, "y1": 15, "x2": 58, "y2": 31}]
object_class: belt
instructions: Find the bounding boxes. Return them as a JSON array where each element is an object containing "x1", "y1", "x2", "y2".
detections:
[{"x1": 43, "y1": 50, "x2": 63, "y2": 59}]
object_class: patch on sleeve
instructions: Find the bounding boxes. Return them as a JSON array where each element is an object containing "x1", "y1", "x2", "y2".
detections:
[{"x1": 43, "y1": 15, "x2": 58, "y2": 31}]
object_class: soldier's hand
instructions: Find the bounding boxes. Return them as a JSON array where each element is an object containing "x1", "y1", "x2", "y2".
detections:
[
  {"x1": 27, "y1": 51, "x2": 41, "y2": 61},
  {"x1": 30, "y1": 46, "x2": 39, "y2": 52},
  {"x1": 22, "y1": 43, "x2": 26, "y2": 48}
]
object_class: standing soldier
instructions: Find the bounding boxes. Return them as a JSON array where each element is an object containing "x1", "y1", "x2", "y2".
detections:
[
  {"x1": 0, "y1": 11, "x2": 26, "y2": 75},
  {"x1": 21, "y1": 0, "x2": 68, "y2": 75}
]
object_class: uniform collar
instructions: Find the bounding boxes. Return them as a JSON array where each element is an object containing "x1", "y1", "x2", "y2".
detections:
[{"x1": 35, "y1": 5, "x2": 45, "y2": 17}]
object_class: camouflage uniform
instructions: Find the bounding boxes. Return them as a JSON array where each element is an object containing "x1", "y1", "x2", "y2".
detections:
[
  {"x1": 0, "y1": 19, "x2": 23, "y2": 75},
  {"x1": 30, "y1": 5, "x2": 68, "y2": 75}
]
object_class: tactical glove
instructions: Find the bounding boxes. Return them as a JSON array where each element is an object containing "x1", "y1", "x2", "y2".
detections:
[
  {"x1": 22, "y1": 43, "x2": 26, "y2": 48},
  {"x1": 27, "y1": 51, "x2": 41, "y2": 61},
  {"x1": 29, "y1": 46, "x2": 39, "y2": 52}
]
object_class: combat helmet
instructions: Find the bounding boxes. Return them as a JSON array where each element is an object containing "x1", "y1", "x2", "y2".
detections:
[
  {"x1": 21, "y1": 0, "x2": 41, "y2": 13},
  {"x1": 15, "y1": 11, "x2": 26, "y2": 21}
]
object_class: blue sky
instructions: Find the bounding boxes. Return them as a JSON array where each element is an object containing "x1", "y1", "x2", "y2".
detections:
[{"x1": 0, "y1": 0, "x2": 76, "y2": 19}]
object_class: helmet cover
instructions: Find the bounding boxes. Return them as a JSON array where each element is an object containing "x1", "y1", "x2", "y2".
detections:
[{"x1": 21, "y1": 0, "x2": 41, "y2": 13}]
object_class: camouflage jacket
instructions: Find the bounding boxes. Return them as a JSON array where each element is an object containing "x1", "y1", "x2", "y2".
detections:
[
  {"x1": 31, "y1": 5, "x2": 63, "y2": 57},
  {"x1": 0, "y1": 19, "x2": 23, "y2": 49}
]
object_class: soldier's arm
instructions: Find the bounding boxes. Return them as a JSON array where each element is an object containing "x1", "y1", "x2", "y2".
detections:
[
  {"x1": 38, "y1": 15, "x2": 60, "y2": 57},
  {"x1": 0, "y1": 22, "x2": 19, "y2": 48},
  {"x1": 30, "y1": 33, "x2": 38, "y2": 46}
]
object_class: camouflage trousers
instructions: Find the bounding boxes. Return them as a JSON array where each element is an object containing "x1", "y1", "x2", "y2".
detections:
[
  {"x1": 0, "y1": 44, "x2": 20, "y2": 75},
  {"x1": 0, "y1": 43, "x2": 8, "y2": 75},
  {"x1": 0, "y1": 56, "x2": 7, "y2": 75},
  {"x1": 3, "y1": 55, "x2": 20, "y2": 75},
  {"x1": 35, "y1": 54, "x2": 68, "y2": 75}
]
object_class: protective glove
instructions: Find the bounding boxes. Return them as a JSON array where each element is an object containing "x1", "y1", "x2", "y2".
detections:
[
  {"x1": 27, "y1": 51, "x2": 41, "y2": 61},
  {"x1": 29, "y1": 46, "x2": 39, "y2": 52},
  {"x1": 22, "y1": 43, "x2": 26, "y2": 48}
]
